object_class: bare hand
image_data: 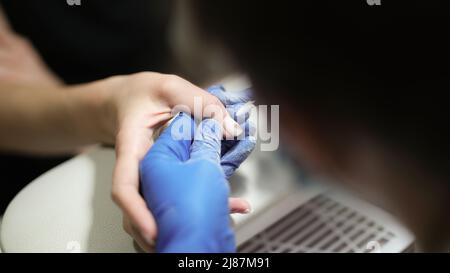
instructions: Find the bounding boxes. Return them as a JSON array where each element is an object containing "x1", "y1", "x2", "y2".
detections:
[{"x1": 96, "y1": 73, "x2": 251, "y2": 252}]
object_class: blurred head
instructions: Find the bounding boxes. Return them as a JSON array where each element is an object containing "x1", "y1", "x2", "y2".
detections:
[{"x1": 188, "y1": 0, "x2": 450, "y2": 250}]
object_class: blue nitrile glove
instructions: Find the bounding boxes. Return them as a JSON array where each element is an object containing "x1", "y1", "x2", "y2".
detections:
[
  {"x1": 139, "y1": 113, "x2": 235, "y2": 253},
  {"x1": 207, "y1": 85, "x2": 256, "y2": 178}
]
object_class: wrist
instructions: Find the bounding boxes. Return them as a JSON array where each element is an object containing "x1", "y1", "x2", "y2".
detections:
[{"x1": 64, "y1": 81, "x2": 116, "y2": 145}]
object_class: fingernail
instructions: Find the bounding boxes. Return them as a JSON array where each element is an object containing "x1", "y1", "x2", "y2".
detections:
[
  {"x1": 231, "y1": 207, "x2": 252, "y2": 214},
  {"x1": 224, "y1": 116, "x2": 243, "y2": 137}
]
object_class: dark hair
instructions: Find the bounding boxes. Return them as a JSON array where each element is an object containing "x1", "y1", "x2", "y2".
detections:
[{"x1": 191, "y1": 0, "x2": 449, "y2": 177}]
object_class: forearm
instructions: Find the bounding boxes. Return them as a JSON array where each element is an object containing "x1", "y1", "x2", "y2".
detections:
[{"x1": 0, "y1": 82, "x2": 111, "y2": 154}]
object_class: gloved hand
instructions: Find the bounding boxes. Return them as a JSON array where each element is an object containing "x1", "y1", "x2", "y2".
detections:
[
  {"x1": 207, "y1": 85, "x2": 256, "y2": 178},
  {"x1": 140, "y1": 113, "x2": 235, "y2": 253}
]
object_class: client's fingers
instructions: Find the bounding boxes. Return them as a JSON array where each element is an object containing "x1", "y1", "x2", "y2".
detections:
[
  {"x1": 158, "y1": 75, "x2": 242, "y2": 138},
  {"x1": 229, "y1": 198, "x2": 252, "y2": 214},
  {"x1": 112, "y1": 128, "x2": 158, "y2": 247}
]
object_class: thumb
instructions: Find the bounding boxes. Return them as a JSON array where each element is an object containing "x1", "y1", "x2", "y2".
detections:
[{"x1": 190, "y1": 119, "x2": 222, "y2": 164}]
